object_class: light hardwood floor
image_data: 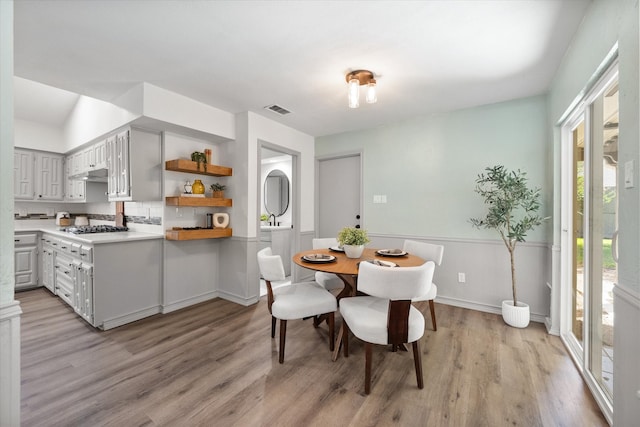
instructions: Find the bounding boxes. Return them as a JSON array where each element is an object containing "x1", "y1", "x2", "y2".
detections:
[{"x1": 18, "y1": 289, "x2": 607, "y2": 426}]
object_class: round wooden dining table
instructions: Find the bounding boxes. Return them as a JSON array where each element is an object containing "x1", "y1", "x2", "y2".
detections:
[
  {"x1": 293, "y1": 247, "x2": 426, "y2": 361},
  {"x1": 293, "y1": 247, "x2": 425, "y2": 298}
]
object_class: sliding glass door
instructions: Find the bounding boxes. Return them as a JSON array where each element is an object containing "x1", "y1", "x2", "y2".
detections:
[{"x1": 562, "y1": 65, "x2": 618, "y2": 415}]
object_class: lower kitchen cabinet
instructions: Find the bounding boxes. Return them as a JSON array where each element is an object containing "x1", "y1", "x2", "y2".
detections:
[
  {"x1": 41, "y1": 232, "x2": 162, "y2": 330},
  {"x1": 15, "y1": 232, "x2": 39, "y2": 291}
]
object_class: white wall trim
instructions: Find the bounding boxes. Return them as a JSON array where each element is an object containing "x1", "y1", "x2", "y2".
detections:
[
  {"x1": 435, "y1": 295, "x2": 547, "y2": 324},
  {"x1": 613, "y1": 284, "x2": 640, "y2": 309},
  {"x1": 367, "y1": 232, "x2": 548, "y2": 249},
  {"x1": 0, "y1": 301, "x2": 22, "y2": 427},
  {"x1": 162, "y1": 291, "x2": 219, "y2": 314},
  {"x1": 218, "y1": 290, "x2": 260, "y2": 307},
  {"x1": 100, "y1": 306, "x2": 161, "y2": 330}
]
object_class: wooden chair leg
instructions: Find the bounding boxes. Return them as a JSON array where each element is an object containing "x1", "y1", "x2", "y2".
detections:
[
  {"x1": 365, "y1": 342, "x2": 373, "y2": 394},
  {"x1": 412, "y1": 340, "x2": 424, "y2": 389},
  {"x1": 328, "y1": 312, "x2": 335, "y2": 351},
  {"x1": 343, "y1": 322, "x2": 349, "y2": 357},
  {"x1": 271, "y1": 316, "x2": 276, "y2": 338},
  {"x1": 429, "y1": 299, "x2": 437, "y2": 331},
  {"x1": 278, "y1": 319, "x2": 287, "y2": 364}
]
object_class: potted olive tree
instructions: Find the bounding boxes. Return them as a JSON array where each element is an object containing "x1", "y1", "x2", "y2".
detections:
[
  {"x1": 470, "y1": 165, "x2": 545, "y2": 328},
  {"x1": 337, "y1": 226, "x2": 370, "y2": 258}
]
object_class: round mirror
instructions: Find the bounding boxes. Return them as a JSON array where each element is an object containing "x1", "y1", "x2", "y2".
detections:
[{"x1": 264, "y1": 169, "x2": 290, "y2": 217}]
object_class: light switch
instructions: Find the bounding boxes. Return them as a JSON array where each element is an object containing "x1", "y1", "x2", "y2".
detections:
[
  {"x1": 624, "y1": 160, "x2": 634, "y2": 188},
  {"x1": 380, "y1": 195, "x2": 387, "y2": 203}
]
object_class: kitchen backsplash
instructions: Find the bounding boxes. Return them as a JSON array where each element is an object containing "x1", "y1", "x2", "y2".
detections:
[{"x1": 14, "y1": 201, "x2": 163, "y2": 225}]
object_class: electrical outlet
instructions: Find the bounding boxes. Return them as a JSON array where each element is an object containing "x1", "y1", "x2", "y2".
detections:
[{"x1": 458, "y1": 272, "x2": 466, "y2": 283}]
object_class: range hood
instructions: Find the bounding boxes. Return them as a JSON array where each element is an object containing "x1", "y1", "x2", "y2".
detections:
[{"x1": 69, "y1": 168, "x2": 108, "y2": 182}]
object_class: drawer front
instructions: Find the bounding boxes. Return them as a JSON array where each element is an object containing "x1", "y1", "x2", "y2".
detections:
[
  {"x1": 55, "y1": 255, "x2": 75, "y2": 282},
  {"x1": 79, "y1": 245, "x2": 93, "y2": 263},
  {"x1": 57, "y1": 239, "x2": 74, "y2": 255},
  {"x1": 14, "y1": 233, "x2": 38, "y2": 246},
  {"x1": 56, "y1": 275, "x2": 74, "y2": 306}
]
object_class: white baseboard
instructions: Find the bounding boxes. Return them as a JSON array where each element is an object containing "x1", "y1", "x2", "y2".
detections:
[
  {"x1": 99, "y1": 306, "x2": 162, "y2": 330},
  {"x1": 218, "y1": 290, "x2": 260, "y2": 306},
  {"x1": 435, "y1": 296, "x2": 547, "y2": 324},
  {"x1": 162, "y1": 291, "x2": 219, "y2": 314}
]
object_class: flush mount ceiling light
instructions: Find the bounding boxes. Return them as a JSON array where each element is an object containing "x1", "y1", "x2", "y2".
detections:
[{"x1": 346, "y1": 70, "x2": 377, "y2": 108}]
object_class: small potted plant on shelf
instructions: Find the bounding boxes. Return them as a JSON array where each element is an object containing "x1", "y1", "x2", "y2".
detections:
[
  {"x1": 210, "y1": 182, "x2": 226, "y2": 198},
  {"x1": 337, "y1": 226, "x2": 370, "y2": 258},
  {"x1": 191, "y1": 151, "x2": 207, "y2": 172},
  {"x1": 469, "y1": 165, "x2": 546, "y2": 328},
  {"x1": 260, "y1": 213, "x2": 269, "y2": 224}
]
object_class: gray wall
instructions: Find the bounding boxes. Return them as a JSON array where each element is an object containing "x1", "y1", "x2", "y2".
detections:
[{"x1": 316, "y1": 95, "x2": 551, "y2": 319}]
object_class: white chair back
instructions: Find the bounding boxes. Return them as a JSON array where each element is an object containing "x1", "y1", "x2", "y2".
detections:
[
  {"x1": 403, "y1": 240, "x2": 444, "y2": 266},
  {"x1": 312, "y1": 237, "x2": 339, "y2": 249},
  {"x1": 357, "y1": 261, "x2": 435, "y2": 301},
  {"x1": 257, "y1": 247, "x2": 286, "y2": 282}
]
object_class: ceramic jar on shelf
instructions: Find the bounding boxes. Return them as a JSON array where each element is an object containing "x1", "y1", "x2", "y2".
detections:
[{"x1": 192, "y1": 179, "x2": 205, "y2": 194}]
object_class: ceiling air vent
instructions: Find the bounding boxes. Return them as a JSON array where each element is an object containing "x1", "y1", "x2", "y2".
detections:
[{"x1": 264, "y1": 104, "x2": 292, "y2": 116}]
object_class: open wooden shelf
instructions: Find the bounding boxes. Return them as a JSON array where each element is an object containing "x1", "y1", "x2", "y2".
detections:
[
  {"x1": 165, "y1": 196, "x2": 232, "y2": 207},
  {"x1": 165, "y1": 228, "x2": 232, "y2": 241},
  {"x1": 165, "y1": 159, "x2": 232, "y2": 177}
]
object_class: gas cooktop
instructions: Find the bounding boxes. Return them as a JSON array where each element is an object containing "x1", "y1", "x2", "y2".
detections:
[{"x1": 61, "y1": 225, "x2": 129, "y2": 234}]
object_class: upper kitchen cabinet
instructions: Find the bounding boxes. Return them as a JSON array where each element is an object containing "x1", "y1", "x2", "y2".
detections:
[
  {"x1": 14, "y1": 149, "x2": 34, "y2": 199},
  {"x1": 14, "y1": 149, "x2": 64, "y2": 201},
  {"x1": 106, "y1": 127, "x2": 162, "y2": 202}
]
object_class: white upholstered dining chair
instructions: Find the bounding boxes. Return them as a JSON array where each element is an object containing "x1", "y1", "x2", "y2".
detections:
[
  {"x1": 257, "y1": 247, "x2": 337, "y2": 363},
  {"x1": 339, "y1": 260, "x2": 435, "y2": 394},
  {"x1": 403, "y1": 240, "x2": 444, "y2": 331},
  {"x1": 311, "y1": 237, "x2": 344, "y2": 291}
]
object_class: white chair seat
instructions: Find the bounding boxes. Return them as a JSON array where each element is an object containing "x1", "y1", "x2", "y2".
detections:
[
  {"x1": 412, "y1": 283, "x2": 437, "y2": 302},
  {"x1": 272, "y1": 281, "x2": 337, "y2": 319},
  {"x1": 340, "y1": 296, "x2": 425, "y2": 345},
  {"x1": 315, "y1": 271, "x2": 344, "y2": 291}
]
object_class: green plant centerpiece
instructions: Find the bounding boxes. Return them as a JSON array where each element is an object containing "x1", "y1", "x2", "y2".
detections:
[
  {"x1": 210, "y1": 182, "x2": 226, "y2": 198},
  {"x1": 191, "y1": 151, "x2": 207, "y2": 172},
  {"x1": 337, "y1": 226, "x2": 370, "y2": 258},
  {"x1": 260, "y1": 213, "x2": 269, "y2": 222},
  {"x1": 469, "y1": 165, "x2": 545, "y2": 327}
]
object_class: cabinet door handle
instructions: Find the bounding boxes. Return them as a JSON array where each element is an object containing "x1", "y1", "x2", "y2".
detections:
[
  {"x1": 14, "y1": 239, "x2": 19, "y2": 242},
  {"x1": 61, "y1": 246, "x2": 67, "y2": 249},
  {"x1": 71, "y1": 250, "x2": 78, "y2": 253}
]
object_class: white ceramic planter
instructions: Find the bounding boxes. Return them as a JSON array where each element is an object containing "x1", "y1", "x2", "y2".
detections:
[
  {"x1": 501, "y1": 300, "x2": 530, "y2": 328},
  {"x1": 343, "y1": 244, "x2": 365, "y2": 258}
]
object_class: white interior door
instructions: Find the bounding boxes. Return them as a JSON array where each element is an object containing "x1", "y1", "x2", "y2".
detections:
[{"x1": 317, "y1": 155, "x2": 361, "y2": 238}]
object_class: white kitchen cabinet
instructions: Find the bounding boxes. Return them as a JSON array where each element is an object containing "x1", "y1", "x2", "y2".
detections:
[
  {"x1": 106, "y1": 127, "x2": 162, "y2": 201},
  {"x1": 34, "y1": 152, "x2": 64, "y2": 200},
  {"x1": 14, "y1": 232, "x2": 39, "y2": 291},
  {"x1": 92, "y1": 139, "x2": 107, "y2": 170},
  {"x1": 74, "y1": 262, "x2": 93, "y2": 323},
  {"x1": 13, "y1": 149, "x2": 63, "y2": 201},
  {"x1": 40, "y1": 231, "x2": 162, "y2": 330},
  {"x1": 14, "y1": 149, "x2": 34, "y2": 200},
  {"x1": 64, "y1": 154, "x2": 107, "y2": 203},
  {"x1": 40, "y1": 241, "x2": 55, "y2": 294}
]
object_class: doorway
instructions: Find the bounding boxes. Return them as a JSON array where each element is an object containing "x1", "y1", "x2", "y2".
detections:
[
  {"x1": 259, "y1": 145, "x2": 297, "y2": 296},
  {"x1": 561, "y1": 63, "x2": 618, "y2": 417}
]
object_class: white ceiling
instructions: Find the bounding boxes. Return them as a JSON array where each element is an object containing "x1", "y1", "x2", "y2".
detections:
[{"x1": 13, "y1": 0, "x2": 591, "y2": 137}]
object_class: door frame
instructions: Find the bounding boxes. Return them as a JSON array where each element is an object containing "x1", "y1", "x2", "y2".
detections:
[
  {"x1": 314, "y1": 150, "x2": 363, "y2": 238},
  {"x1": 258, "y1": 140, "x2": 301, "y2": 275},
  {"x1": 559, "y1": 60, "x2": 618, "y2": 424}
]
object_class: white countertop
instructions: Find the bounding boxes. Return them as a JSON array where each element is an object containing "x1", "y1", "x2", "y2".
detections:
[{"x1": 15, "y1": 221, "x2": 164, "y2": 244}]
